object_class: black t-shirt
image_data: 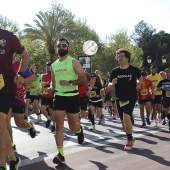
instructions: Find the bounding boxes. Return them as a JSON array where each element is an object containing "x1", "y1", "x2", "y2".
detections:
[
  {"x1": 109, "y1": 65, "x2": 141, "y2": 101},
  {"x1": 157, "y1": 78, "x2": 170, "y2": 99},
  {"x1": 89, "y1": 81, "x2": 102, "y2": 101}
]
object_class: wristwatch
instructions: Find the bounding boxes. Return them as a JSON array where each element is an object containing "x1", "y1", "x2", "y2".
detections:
[
  {"x1": 18, "y1": 72, "x2": 24, "y2": 77},
  {"x1": 69, "y1": 80, "x2": 73, "y2": 86}
]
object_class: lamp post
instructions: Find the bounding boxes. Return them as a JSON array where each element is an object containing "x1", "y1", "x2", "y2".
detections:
[{"x1": 147, "y1": 55, "x2": 166, "y2": 71}]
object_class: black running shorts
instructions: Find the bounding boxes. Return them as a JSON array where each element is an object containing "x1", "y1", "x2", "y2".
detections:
[
  {"x1": 0, "y1": 93, "x2": 15, "y2": 114},
  {"x1": 53, "y1": 95, "x2": 80, "y2": 113}
]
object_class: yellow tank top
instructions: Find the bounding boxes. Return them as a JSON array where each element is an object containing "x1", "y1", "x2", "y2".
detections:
[
  {"x1": 147, "y1": 73, "x2": 162, "y2": 95},
  {"x1": 51, "y1": 56, "x2": 78, "y2": 96}
]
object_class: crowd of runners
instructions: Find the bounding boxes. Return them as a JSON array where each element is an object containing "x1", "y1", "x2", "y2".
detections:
[{"x1": 0, "y1": 29, "x2": 170, "y2": 170}]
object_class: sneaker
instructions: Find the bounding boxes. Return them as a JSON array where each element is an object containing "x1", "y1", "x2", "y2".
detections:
[
  {"x1": 146, "y1": 118, "x2": 151, "y2": 125},
  {"x1": 9, "y1": 155, "x2": 21, "y2": 170},
  {"x1": 140, "y1": 122, "x2": 146, "y2": 128},
  {"x1": 162, "y1": 119, "x2": 166, "y2": 125},
  {"x1": 12, "y1": 144, "x2": 17, "y2": 153},
  {"x1": 90, "y1": 126, "x2": 95, "y2": 131},
  {"x1": 113, "y1": 116, "x2": 117, "y2": 120},
  {"x1": 124, "y1": 139, "x2": 135, "y2": 151},
  {"x1": 46, "y1": 119, "x2": 51, "y2": 128},
  {"x1": 77, "y1": 126, "x2": 84, "y2": 144},
  {"x1": 53, "y1": 153, "x2": 65, "y2": 165},
  {"x1": 28, "y1": 121, "x2": 36, "y2": 138},
  {"x1": 153, "y1": 121, "x2": 158, "y2": 127},
  {"x1": 51, "y1": 125, "x2": 55, "y2": 132}
]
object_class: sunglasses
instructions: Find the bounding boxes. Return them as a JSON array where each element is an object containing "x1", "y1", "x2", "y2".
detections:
[
  {"x1": 91, "y1": 75, "x2": 96, "y2": 77},
  {"x1": 57, "y1": 44, "x2": 69, "y2": 48}
]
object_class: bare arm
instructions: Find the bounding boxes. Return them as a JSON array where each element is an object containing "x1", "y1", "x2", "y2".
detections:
[{"x1": 18, "y1": 49, "x2": 30, "y2": 73}]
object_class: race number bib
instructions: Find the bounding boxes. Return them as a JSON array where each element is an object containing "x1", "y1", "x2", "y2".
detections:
[
  {"x1": 30, "y1": 84, "x2": 36, "y2": 89},
  {"x1": 140, "y1": 89, "x2": 148, "y2": 95},
  {"x1": 119, "y1": 100, "x2": 129, "y2": 107},
  {"x1": 0, "y1": 74, "x2": 5, "y2": 89},
  {"x1": 43, "y1": 87, "x2": 48, "y2": 94},
  {"x1": 111, "y1": 97, "x2": 116, "y2": 101},
  {"x1": 90, "y1": 91, "x2": 96, "y2": 97},
  {"x1": 166, "y1": 91, "x2": 170, "y2": 97}
]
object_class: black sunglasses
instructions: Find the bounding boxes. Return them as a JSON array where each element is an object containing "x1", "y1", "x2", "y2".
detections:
[
  {"x1": 57, "y1": 44, "x2": 69, "y2": 48},
  {"x1": 90, "y1": 75, "x2": 96, "y2": 77}
]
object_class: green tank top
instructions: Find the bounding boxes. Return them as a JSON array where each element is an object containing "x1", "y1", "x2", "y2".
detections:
[
  {"x1": 29, "y1": 74, "x2": 42, "y2": 95},
  {"x1": 51, "y1": 56, "x2": 78, "y2": 96}
]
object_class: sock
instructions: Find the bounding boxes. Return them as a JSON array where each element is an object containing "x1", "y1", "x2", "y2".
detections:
[
  {"x1": 28, "y1": 123, "x2": 32, "y2": 129},
  {"x1": 9, "y1": 154, "x2": 16, "y2": 161},
  {"x1": 12, "y1": 143, "x2": 15, "y2": 147},
  {"x1": 76, "y1": 127, "x2": 81, "y2": 134},
  {"x1": 57, "y1": 146, "x2": 64, "y2": 156},
  {"x1": 127, "y1": 134, "x2": 132, "y2": 140},
  {"x1": 0, "y1": 164, "x2": 6, "y2": 169}
]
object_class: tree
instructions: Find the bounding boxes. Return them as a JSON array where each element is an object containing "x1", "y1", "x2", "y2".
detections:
[
  {"x1": 0, "y1": 14, "x2": 20, "y2": 34},
  {"x1": 23, "y1": 2, "x2": 75, "y2": 62}
]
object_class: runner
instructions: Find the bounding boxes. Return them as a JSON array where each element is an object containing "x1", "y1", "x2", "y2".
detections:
[
  {"x1": 108, "y1": 48, "x2": 142, "y2": 150},
  {"x1": 137, "y1": 71, "x2": 153, "y2": 128},
  {"x1": 157, "y1": 68, "x2": 170, "y2": 131},
  {"x1": 51, "y1": 38, "x2": 86, "y2": 165}
]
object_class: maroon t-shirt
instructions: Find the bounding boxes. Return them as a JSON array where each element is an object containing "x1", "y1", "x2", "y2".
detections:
[{"x1": 0, "y1": 29, "x2": 25, "y2": 95}]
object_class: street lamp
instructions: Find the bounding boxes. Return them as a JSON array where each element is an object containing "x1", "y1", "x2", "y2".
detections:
[{"x1": 147, "y1": 55, "x2": 166, "y2": 65}]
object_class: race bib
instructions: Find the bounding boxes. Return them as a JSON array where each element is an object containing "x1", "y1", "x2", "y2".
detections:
[
  {"x1": 166, "y1": 91, "x2": 170, "y2": 97},
  {"x1": 111, "y1": 97, "x2": 116, "y2": 101},
  {"x1": 30, "y1": 84, "x2": 36, "y2": 89},
  {"x1": 90, "y1": 91, "x2": 96, "y2": 97},
  {"x1": 140, "y1": 89, "x2": 148, "y2": 95},
  {"x1": 43, "y1": 87, "x2": 48, "y2": 94},
  {"x1": 0, "y1": 74, "x2": 5, "y2": 89},
  {"x1": 119, "y1": 100, "x2": 129, "y2": 107}
]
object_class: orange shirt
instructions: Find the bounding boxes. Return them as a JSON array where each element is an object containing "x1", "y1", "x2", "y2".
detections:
[{"x1": 138, "y1": 79, "x2": 152, "y2": 100}]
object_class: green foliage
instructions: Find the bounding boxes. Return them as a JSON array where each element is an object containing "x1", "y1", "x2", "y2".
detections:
[
  {"x1": 0, "y1": 14, "x2": 20, "y2": 35},
  {"x1": 21, "y1": 38, "x2": 50, "y2": 73}
]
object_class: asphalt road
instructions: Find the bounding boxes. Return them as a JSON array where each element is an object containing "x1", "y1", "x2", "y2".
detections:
[{"x1": 9, "y1": 107, "x2": 170, "y2": 170}]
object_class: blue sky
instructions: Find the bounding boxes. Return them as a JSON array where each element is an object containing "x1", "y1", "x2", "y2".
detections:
[{"x1": 0, "y1": 0, "x2": 170, "y2": 39}]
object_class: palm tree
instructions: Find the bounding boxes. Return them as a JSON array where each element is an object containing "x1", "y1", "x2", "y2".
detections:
[{"x1": 23, "y1": 3, "x2": 75, "y2": 62}]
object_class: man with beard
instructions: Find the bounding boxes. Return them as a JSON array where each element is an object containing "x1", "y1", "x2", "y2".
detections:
[
  {"x1": 51, "y1": 38, "x2": 87, "y2": 165},
  {"x1": 37, "y1": 61, "x2": 55, "y2": 131}
]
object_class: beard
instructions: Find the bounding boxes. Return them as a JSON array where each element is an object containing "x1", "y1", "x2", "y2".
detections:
[{"x1": 58, "y1": 49, "x2": 68, "y2": 57}]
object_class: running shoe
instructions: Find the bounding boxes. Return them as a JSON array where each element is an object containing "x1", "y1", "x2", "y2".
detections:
[
  {"x1": 113, "y1": 116, "x2": 117, "y2": 120},
  {"x1": 140, "y1": 122, "x2": 146, "y2": 128},
  {"x1": 77, "y1": 126, "x2": 84, "y2": 144},
  {"x1": 124, "y1": 138, "x2": 135, "y2": 151},
  {"x1": 9, "y1": 155, "x2": 21, "y2": 170},
  {"x1": 90, "y1": 126, "x2": 96, "y2": 131},
  {"x1": 51, "y1": 125, "x2": 55, "y2": 132},
  {"x1": 162, "y1": 119, "x2": 166, "y2": 125},
  {"x1": 153, "y1": 121, "x2": 158, "y2": 127},
  {"x1": 146, "y1": 118, "x2": 151, "y2": 125},
  {"x1": 46, "y1": 119, "x2": 51, "y2": 128},
  {"x1": 53, "y1": 153, "x2": 65, "y2": 165},
  {"x1": 98, "y1": 119, "x2": 102, "y2": 125},
  {"x1": 28, "y1": 121, "x2": 36, "y2": 138}
]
